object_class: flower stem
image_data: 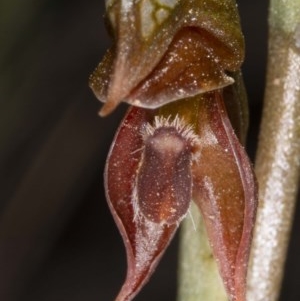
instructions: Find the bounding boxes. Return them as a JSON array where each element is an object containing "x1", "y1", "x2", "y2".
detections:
[
  {"x1": 177, "y1": 203, "x2": 227, "y2": 301},
  {"x1": 247, "y1": 1, "x2": 300, "y2": 301}
]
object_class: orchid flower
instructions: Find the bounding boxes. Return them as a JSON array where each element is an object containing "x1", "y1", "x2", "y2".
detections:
[{"x1": 89, "y1": 1, "x2": 258, "y2": 301}]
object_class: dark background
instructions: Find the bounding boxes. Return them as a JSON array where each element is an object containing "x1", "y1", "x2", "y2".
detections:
[{"x1": 0, "y1": 1, "x2": 299, "y2": 300}]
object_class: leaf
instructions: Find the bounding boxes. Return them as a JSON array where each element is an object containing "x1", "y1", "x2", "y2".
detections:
[
  {"x1": 90, "y1": 0, "x2": 245, "y2": 115},
  {"x1": 191, "y1": 91, "x2": 257, "y2": 301}
]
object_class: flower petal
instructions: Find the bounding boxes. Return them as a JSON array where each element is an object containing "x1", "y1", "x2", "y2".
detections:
[
  {"x1": 125, "y1": 28, "x2": 234, "y2": 109},
  {"x1": 191, "y1": 91, "x2": 257, "y2": 301},
  {"x1": 223, "y1": 71, "x2": 249, "y2": 144},
  {"x1": 105, "y1": 107, "x2": 182, "y2": 301},
  {"x1": 90, "y1": 0, "x2": 244, "y2": 115}
]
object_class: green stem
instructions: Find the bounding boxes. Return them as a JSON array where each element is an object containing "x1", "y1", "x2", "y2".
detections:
[
  {"x1": 247, "y1": 1, "x2": 300, "y2": 301},
  {"x1": 177, "y1": 203, "x2": 227, "y2": 301}
]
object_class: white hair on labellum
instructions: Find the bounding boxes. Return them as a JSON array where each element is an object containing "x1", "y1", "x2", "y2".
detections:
[
  {"x1": 132, "y1": 184, "x2": 140, "y2": 222},
  {"x1": 188, "y1": 209, "x2": 197, "y2": 231},
  {"x1": 142, "y1": 114, "x2": 200, "y2": 147}
]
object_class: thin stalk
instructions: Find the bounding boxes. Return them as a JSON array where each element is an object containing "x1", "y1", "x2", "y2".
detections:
[
  {"x1": 177, "y1": 203, "x2": 227, "y2": 301},
  {"x1": 247, "y1": 1, "x2": 300, "y2": 301}
]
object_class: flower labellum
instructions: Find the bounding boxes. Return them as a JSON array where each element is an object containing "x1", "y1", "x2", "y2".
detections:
[{"x1": 136, "y1": 116, "x2": 199, "y2": 225}]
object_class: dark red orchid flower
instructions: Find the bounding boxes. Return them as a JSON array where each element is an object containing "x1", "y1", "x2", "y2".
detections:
[
  {"x1": 105, "y1": 91, "x2": 257, "y2": 301},
  {"x1": 89, "y1": 1, "x2": 257, "y2": 301}
]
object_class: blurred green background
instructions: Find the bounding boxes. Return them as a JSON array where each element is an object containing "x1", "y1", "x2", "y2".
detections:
[{"x1": 0, "y1": 1, "x2": 299, "y2": 300}]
